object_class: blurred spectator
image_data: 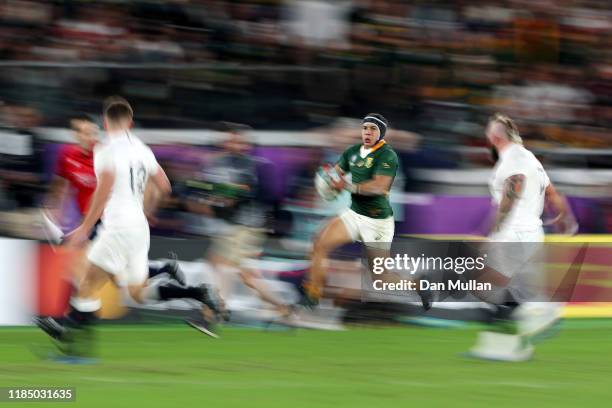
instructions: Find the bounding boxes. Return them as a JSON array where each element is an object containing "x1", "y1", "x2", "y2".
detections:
[
  {"x1": 0, "y1": 0, "x2": 610, "y2": 141},
  {"x1": 0, "y1": 102, "x2": 45, "y2": 210},
  {"x1": 283, "y1": 0, "x2": 351, "y2": 50},
  {"x1": 0, "y1": 101, "x2": 45, "y2": 237},
  {"x1": 183, "y1": 122, "x2": 264, "y2": 235},
  {"x1": 181, "y1": 123, "x2": 291, "y2": 314}
]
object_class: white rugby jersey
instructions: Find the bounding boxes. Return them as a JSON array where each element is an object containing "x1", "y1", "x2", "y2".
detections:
[
  {"x1": 93, "y1": 130, "x2": 159, "y2": 229},
  {"x1": 489, "y1": 143, "x2": 550, "y2": 230}
]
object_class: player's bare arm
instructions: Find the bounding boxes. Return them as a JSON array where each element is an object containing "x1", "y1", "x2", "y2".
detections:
[
  {"x1": 328, "y1": 166, "x2": 392, "y2": 196},
  {"x1": 65, "y1": 169, "x2": 115, "y2": 246},
  {"x1": 492, "y1": 173, "x2": 525, "y2": 232},
  {"x1": 544, "y1": 182, "x2": 578, "y2": 234},
  {"x1": 143, "y1": 179, "x2": 160, "y2": 218},
  {"x1": 150, "y1": 164, "x2": 172, "y2": 195},
  {"x1": 350, "y1": 174, "x2": 393, "y2": 196},
  {"x1": 143, "y1": 165, "x2": 172, "y2": 219},
  {"x1": 329, "y1": 173, "x2": 392, "y2": 196}
]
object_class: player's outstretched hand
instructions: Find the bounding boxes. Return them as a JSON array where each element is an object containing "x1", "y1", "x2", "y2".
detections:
[{"x1": 63, "y1": 226, "x2": 89, "y2": 248}]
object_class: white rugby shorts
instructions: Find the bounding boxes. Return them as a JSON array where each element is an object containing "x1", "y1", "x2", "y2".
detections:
[
  {"x1": 340, "y1": 209, "x2": 394, "y2": 249},
  {"x1": 87, "y1": 223, "x2": 150, "y2": 286},
  {"x1": 485, "y1": 227, "x2": 544, "y2": 279}
]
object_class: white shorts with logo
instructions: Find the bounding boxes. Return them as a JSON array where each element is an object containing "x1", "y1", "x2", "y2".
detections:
[
  {"x1": 87, "y1": 223, "x2": 150, "y2": 286},
  {"x1": 340, "y1": 209, "x2": 394, "y2": 249}
]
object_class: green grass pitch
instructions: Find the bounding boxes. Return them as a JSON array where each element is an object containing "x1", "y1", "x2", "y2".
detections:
[{"x1": 1, "y1": 320, "x2": 611, "y2": 407}]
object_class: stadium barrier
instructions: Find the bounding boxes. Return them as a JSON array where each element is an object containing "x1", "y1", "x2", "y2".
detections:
[{"x1": 0, "y1": 238, "x2": 36, "y2": 325}]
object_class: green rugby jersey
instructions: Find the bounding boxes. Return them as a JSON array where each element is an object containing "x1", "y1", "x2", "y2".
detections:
[{"x1": 336, "y1": 141, "x2": 398, "y2": 219}]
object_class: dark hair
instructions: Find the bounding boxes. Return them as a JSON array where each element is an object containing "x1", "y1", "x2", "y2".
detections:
[
  {"x1": 70, "y1": 113, "x2": 95, "y2": 123},
  {"x1": 103, "y1": 96, "x2": 133, "y2": 123}
]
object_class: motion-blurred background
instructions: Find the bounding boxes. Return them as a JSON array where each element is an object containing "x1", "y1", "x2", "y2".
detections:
[
  {"x1": 0, "y1": 0, "x2": 610, "y2": 326},
  {"x1": 1, "y1": 0, "x2": 610, "y2": 239},
  {"x1": 1, "y1": 4, "x2": 612, "y2": 406}
]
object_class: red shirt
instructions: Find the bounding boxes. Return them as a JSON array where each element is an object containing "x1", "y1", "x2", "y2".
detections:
[{"x1": 55, "y1": 144, "x2": 96, "y2": 215}]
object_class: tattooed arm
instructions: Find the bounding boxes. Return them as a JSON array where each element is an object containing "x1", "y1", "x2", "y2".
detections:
[{"x1": 492, "y1": 174, "x2": 525, "y2": 232}]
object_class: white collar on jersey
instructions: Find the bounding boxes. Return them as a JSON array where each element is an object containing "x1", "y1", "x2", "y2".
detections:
[
  {"x1": 106, "y1": 129, "x2": 133, "y2": 141},
  {"x1": 359, "y1": 145, "x2": 372, "y2": 159},
  {"x1": 499, "y1": 142, "x2": 521, "y2": 161}
]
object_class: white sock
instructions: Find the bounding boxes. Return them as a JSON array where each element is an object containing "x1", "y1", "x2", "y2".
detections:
[
  {"x1": 141, "y1": 284, "x2": 161, "y2": 302},
  {"x1": 70, "y1": 297, "x2": 101, "y2": 312}
]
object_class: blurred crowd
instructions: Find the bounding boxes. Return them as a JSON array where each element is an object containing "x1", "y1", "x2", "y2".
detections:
[
  {"x1": 0, "y1": 0, "x2": 611, "y2": 148},
  {"x1": 1, "y1": 0, "x2": 611, "y2": 238}
]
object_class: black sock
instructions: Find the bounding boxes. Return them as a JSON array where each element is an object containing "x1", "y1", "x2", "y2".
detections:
[
  {"x1": 148, "y1": 264, "x2": 162, "y2": 278},
  {"x1": 67, "y1": 306, "x2": 96, "y2": 328},
  {"x1": 149, "y1": 262, "x2": 179, "y2": 278},
  {"x1": 158, "y1": 283, "x2": 202, "y2": 301},
  {"x1": 148, "y1": 262, "x2": 172, "y2": 279},
  {"x1": 488, "y1": 299, "x2": 520, "y2": 324}
]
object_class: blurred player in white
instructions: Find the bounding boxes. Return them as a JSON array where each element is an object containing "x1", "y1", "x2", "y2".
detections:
[
  {"x1": 34, "y1": 105, "x2": 219, "y2": 344},
  {"x1": 55, "y1": 97, "x2": 172, "y2": 352},
  {"x1": 468, "y1": 113, "x2": 577, "y2": 361}
]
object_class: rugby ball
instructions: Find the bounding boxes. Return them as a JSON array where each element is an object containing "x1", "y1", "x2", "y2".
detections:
[{"x1": 315, "y1": 165, "x2": 341, "y2": 201}]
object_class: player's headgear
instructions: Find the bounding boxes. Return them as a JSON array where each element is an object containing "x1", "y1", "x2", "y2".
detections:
[
  {"x1": 490, "y1": 113, "x2": 523, "y2": 145},
  {"x1": 362, "y1": 113, "x2": 388, "y2": 140}
]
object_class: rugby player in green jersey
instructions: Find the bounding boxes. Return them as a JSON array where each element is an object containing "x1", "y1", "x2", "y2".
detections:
[{"x1": 302, "y1": 114, "x2": 431, "y2": 310}]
